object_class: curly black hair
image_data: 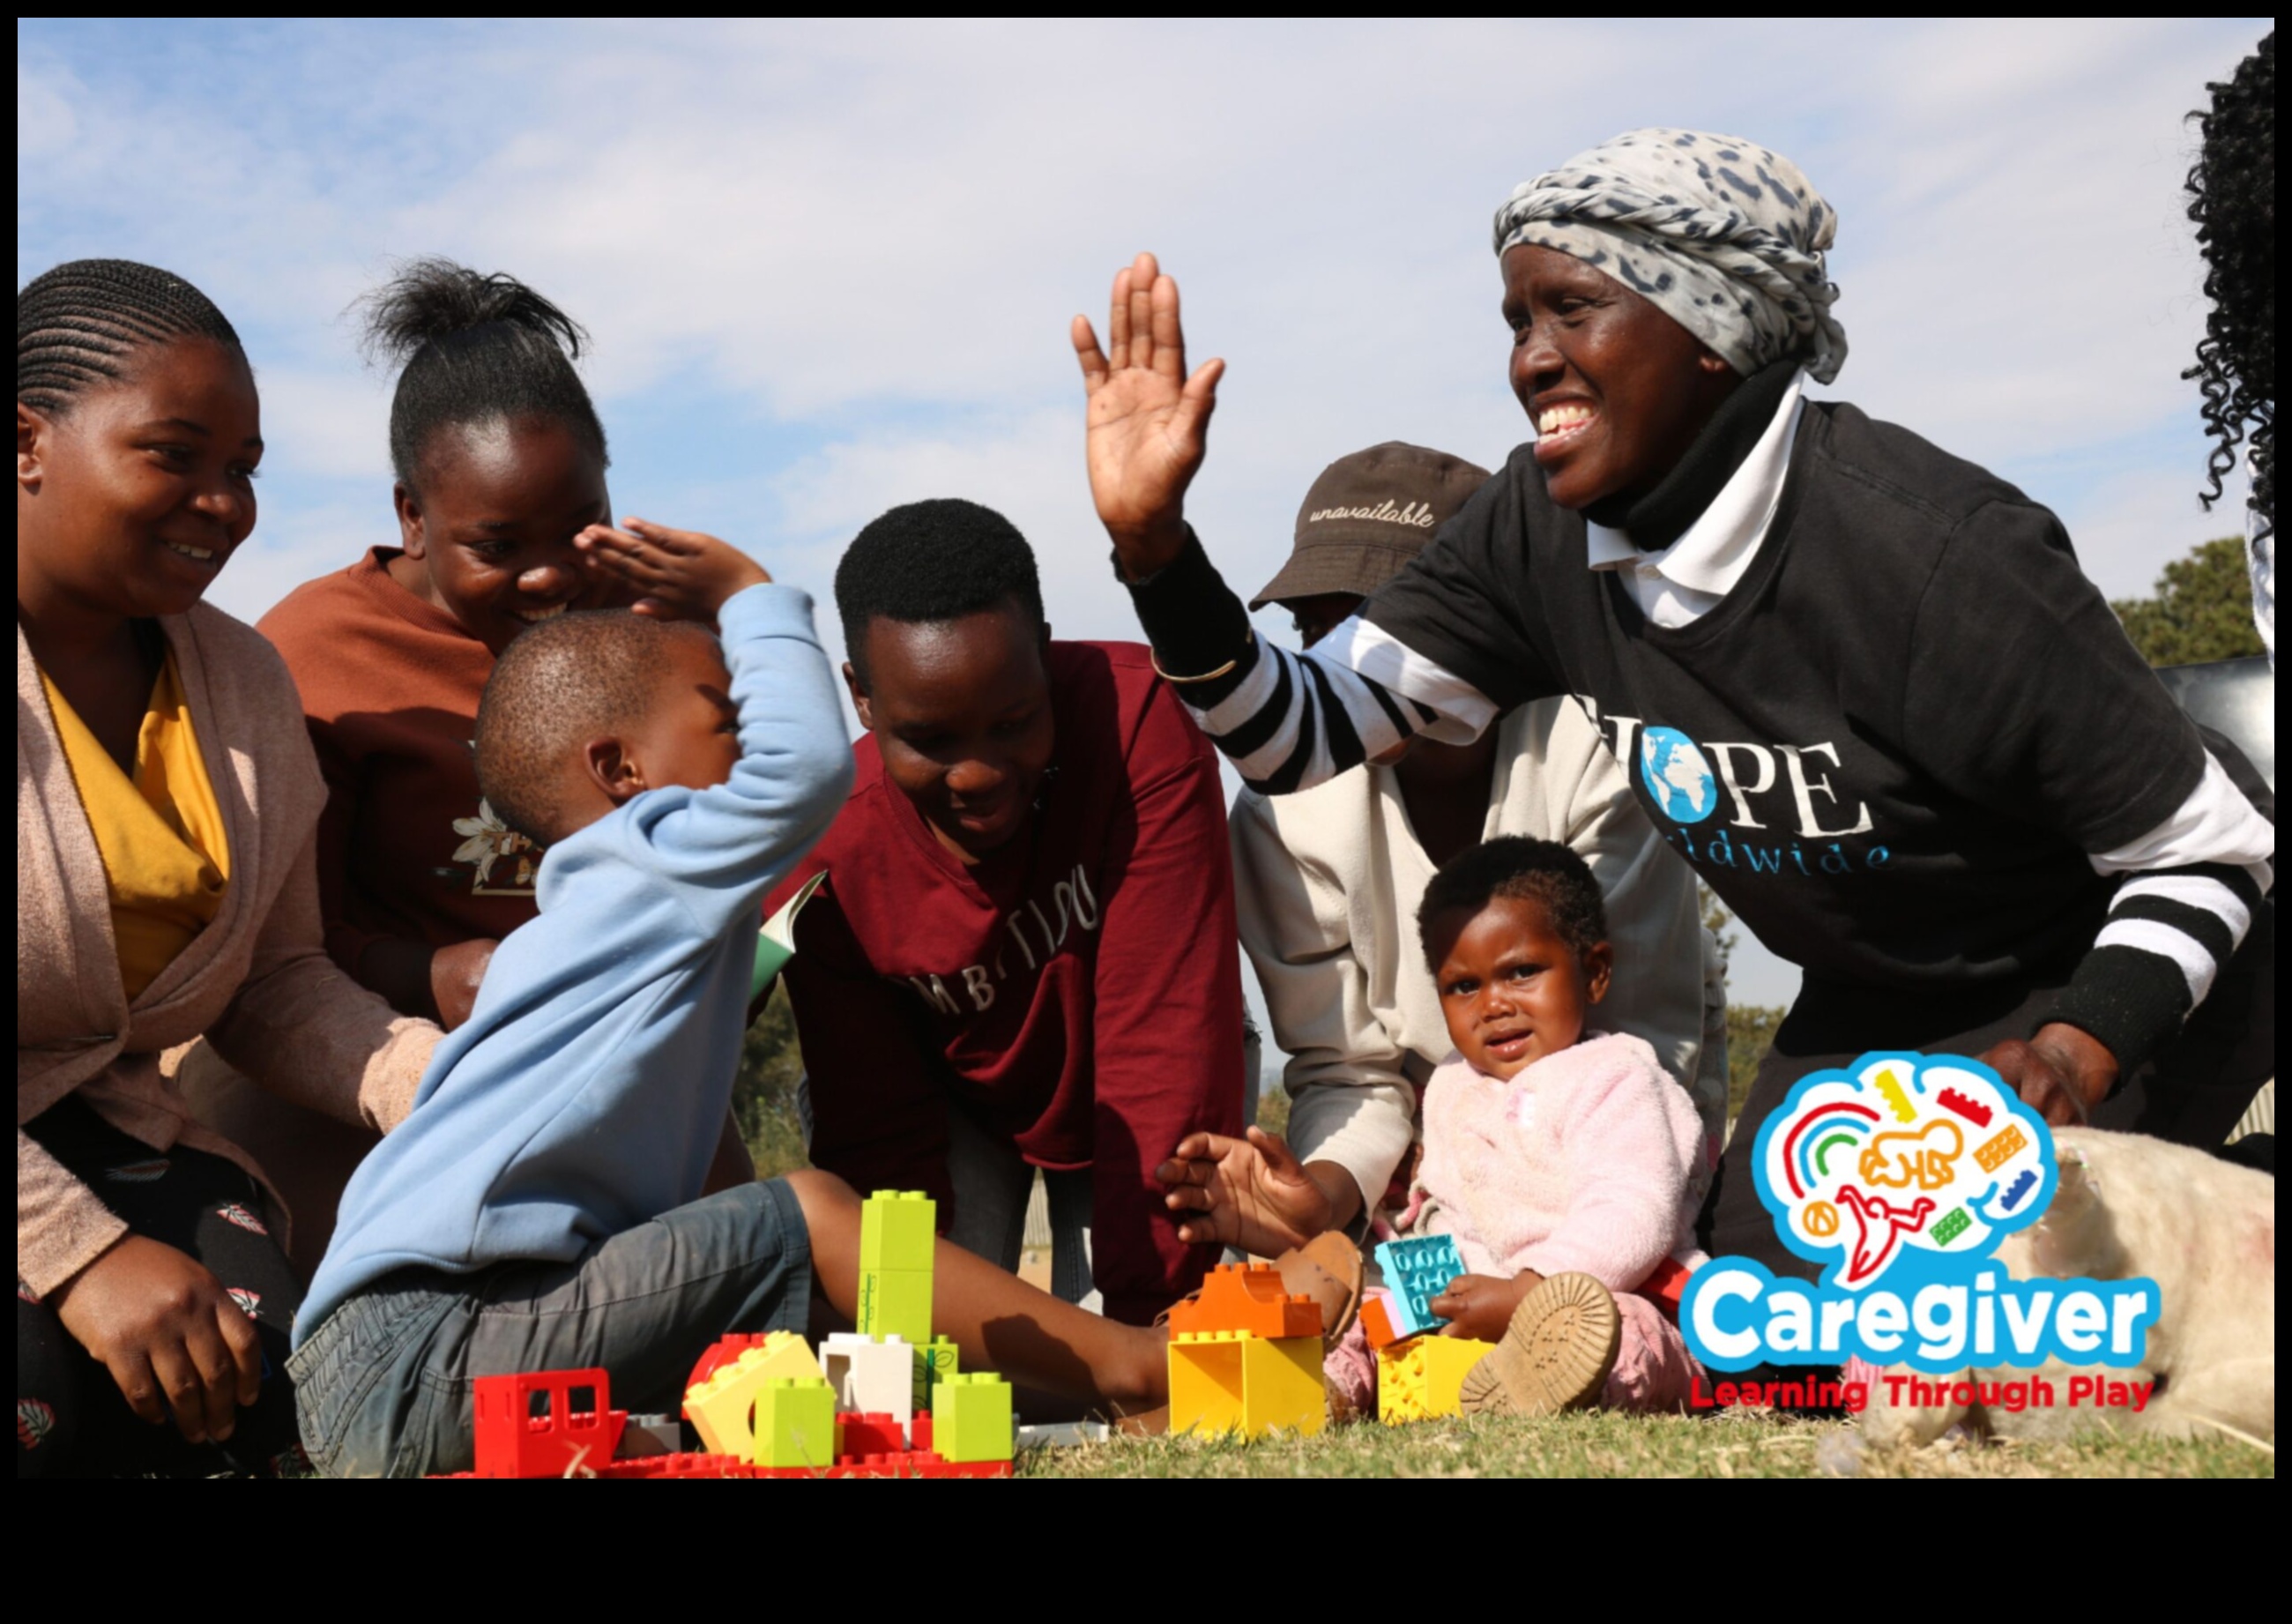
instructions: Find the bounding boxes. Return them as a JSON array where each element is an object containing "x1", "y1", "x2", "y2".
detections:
[
  {"x1": 355, "y1": 257, "x2": 607, "y2": 493},
  {"x1": 2184, "y1": 33, "x2": 2273, "y2": 538},
  {"x1": 834, "y1": 498, "x2": 1046, "y2": 682},
  {"x1": 19, "y1": 258, "x2": 241, "y2": 417},
  {"x1": 1417, "y1": 835, "x2": 1609, "y2": 970}
]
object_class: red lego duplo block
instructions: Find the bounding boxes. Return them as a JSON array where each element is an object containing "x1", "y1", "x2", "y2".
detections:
[
  {"x1": 837, "y1": 1412, "x2": 904, "y2": 1459},
  {"x1": 1360, "y1": 1295, "x2": 1402, "y2": 1350},
  {"x1": 685, "y1": 1332, "x2": 770, "y2": 1394},
  {"x1": 473, "y1": 1368, "x2": 628, "y2": 1479},
  {"x1": 1165, "y1": 1263, "x2": 1322, "y2": 1340}
]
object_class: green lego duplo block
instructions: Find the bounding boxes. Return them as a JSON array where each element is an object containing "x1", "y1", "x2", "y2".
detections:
[
  {"x1": 858, "y1": 1268, "x2": 933, "y2": 1345},
  {"x1": 753, "y1": 1376, "x2": 838, "y2": 1469},
  {"x1": 934, "y1": 1372, "x2": 1013, "y2": 1463},
  {"x1": 860, "y1": 1190, "x2": 937, "y2": 1274},
  {"x1": 912, "y1": 1336, "x2": 958, "y2": 1409}
]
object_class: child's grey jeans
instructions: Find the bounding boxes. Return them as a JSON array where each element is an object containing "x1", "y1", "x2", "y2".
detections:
[{"x1": 287, "y1": 1178, "x2": 812, "y2": 1478}]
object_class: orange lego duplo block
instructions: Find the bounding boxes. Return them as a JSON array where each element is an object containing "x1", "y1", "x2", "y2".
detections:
[
  {"x1": 1360, "y1": 1294, "x2": 1401, "y2": 1350},
  {"x1": 1375, "y1": 1335, "x2": 1496, "y2": 1425},
  {"x1": 1169, "y1": 1331, "x2": 1325, "y2": 1439},
  {"x1": 1165, "y1": 1263, "x2": 1322, "y2": 1339}
]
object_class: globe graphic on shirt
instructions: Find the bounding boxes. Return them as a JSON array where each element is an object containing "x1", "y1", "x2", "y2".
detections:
[{"x1": 1639, "y1": 726, "x2": 1718, "y2": 824}]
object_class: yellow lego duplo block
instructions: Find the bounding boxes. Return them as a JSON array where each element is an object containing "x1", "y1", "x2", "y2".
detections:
[
  {"x1": 1375, "y1": 1334, "x2": 1498, "y2": 1425},
  {"x1": 682, "y1": 1332, "x2": 822, "y2": 1456},
  {"x1": 753, "y1": 1377, "x2": 839, "y2": 1469},
  {"x1": 860, "y1": 1190, "x2": 937, "y2": 1274},
  {"x1": 859, "y1": 1268, "x2": 933, "y2": 1347},
  {"x1": 912, "y1": 1336, "x2": 958, "y2": 1409},
  {"x1": 1169, "y1": 1331, "x2": 1324, "y2": 1439}
]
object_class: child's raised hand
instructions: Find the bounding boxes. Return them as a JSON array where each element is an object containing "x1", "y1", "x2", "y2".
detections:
[
  {"x1": 1431, "y1": 1270, "x2": 1543, "y2": 1345},
  {"x1": 1156, "y1": 1126, "x2": 1330, "y2": 1257},
  {"x1": 575, "y1": 518, "x2": 770, "y2": 620},
  {"x1": 1072, "y1": 251, "x2": 1224, "y2": 581}
]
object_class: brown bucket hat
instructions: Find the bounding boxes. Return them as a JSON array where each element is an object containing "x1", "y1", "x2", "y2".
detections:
[{"x1": 1250, "y1": 441, "x2": 1492, "y2": 611}]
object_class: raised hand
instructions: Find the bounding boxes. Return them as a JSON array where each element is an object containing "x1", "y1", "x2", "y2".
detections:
[
  {"x1": 1156, "y1": 1126, "x2": 1332, "y2": 1257},
  {"x1": 1072, "y1": 251, "x2": 1225, "y2": 579},
  {"x1": 575, "y1": 518, "x2": 770, "y2": 621}
]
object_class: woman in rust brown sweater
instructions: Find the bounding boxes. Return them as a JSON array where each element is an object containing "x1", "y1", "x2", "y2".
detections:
[{"x1": 184, "y1": 261, "x2": 635, "y2": 1271}]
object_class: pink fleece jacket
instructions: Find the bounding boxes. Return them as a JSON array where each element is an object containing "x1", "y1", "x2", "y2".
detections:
[{"x1": 1418, "y1": 1030, "x2": 1708, "y2": 1292}]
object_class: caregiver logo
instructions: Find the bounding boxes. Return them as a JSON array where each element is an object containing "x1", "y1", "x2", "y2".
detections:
[{"x1": 1682, "y1": 1052, "x2": 2161, "y2": 1374}]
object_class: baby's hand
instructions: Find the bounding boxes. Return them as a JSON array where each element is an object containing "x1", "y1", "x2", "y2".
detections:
[
  {"x1": 1431, "y1": 1270, "x2": 1542, "y2": 1344},
  {"x1": 1156, "y1": 1127, "x2": 1331, "y2": 1257},
  {"x1": 575, "y1": 518, "x2": 770, "y2": 620}
]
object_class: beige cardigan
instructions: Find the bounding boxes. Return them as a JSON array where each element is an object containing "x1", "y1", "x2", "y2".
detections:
[
  {"x1": 18, "y1": 607, "x2": 437, "y2": 1297},
  {"x1": 1232, "y1": 697, "x2": 1727, "y2": 1216}
]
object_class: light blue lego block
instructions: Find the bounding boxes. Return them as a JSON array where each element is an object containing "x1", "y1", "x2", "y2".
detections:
[{"x1": 1373, "y1": 1235, "x2": 1464, "y2": 1339}]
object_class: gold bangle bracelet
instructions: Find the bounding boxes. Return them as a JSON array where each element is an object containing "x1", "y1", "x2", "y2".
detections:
[{"x1": 1151, "y1": 631, "x2": 1253, "y2": 686}]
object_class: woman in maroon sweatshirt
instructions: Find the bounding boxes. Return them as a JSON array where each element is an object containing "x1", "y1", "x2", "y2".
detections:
[{"x1": 770, "y1": 499, "x2": 1246, "y2": 1324}]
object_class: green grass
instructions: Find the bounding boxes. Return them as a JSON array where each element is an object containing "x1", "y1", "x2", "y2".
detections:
[{"x1": 1015, "y1": 1411, "x2": 2274, "y2": 1479}]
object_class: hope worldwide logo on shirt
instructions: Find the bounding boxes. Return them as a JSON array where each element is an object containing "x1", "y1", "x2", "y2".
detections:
[
  {"x1": 1681, "y1": 1053, "x2": 2161, "y2": 1381},
  {"x1": 1574, "y1": 699, "x2": 1893, "y2": 880}
]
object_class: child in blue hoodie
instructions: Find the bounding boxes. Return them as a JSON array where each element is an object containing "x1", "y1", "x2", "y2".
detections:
[{"x1": 289, "y1": 521, "x2": 1169, "y2": 1477}]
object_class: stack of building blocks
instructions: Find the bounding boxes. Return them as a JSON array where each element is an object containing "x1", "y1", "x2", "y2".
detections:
[
  {"x1": 1374, "y1": 1334, "x2": 1496, "y2": 1425},
  {"x1": 683, "y1": 1331, "x2": 824, "y2": 1456},
  {"x1": 1165, "y1": 1262, "x2": 1326, "y2": 1439},
  {"x1": 441, "y1": 1189, "x2": 1022, "y2": 1479},
  {"x1": 860, "y1": 1189, "x2": 935, "y2": 1345}
]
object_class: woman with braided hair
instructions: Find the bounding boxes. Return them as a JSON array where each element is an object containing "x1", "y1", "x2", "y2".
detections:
[
  {"x1": 2184, "y1": 32, "x2": 2273, "y2": 662},
  {"x1": 19, "y1": 259, "x2": 438, "y2": 1474},
  {"x1": 1079, "y1": 127, "x2": 2273, "y2": 1383}
]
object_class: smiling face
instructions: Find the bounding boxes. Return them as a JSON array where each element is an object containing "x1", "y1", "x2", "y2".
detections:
[
  {"x1": 847, "y1": 603, "x2": 1056, "y2": 863},
  {"x1": 391, "y1": 415, "x2": 621, "y2": 655},
  {"x1": 1426, "y1": 893, "x2": 1612, "y2": 1080},
  {"x1": 1501, "y1": 243, "x2": 1739, "y2": 511},
  {"x1": 16, "y1": 336, "x2": 262, "y2": 619}
]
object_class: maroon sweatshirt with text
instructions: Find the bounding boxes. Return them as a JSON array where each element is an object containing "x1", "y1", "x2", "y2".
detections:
[{"x1": 769, "y1": 640, "x2": 1245, "y2": 1322}]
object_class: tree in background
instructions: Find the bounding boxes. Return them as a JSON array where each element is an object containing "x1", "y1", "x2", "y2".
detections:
[
  {"x1": 2112, "y1": 536, "x2": 2265, "y2": 667},
  {"x1": 733, "y1": 987, "x2": 809, "y2": 1177},
  {"x1": 1702, "y1": 883, "x2": 1784, "y2": 1134}
]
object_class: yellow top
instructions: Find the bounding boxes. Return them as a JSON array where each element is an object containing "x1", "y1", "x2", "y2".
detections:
[{"x1": 41, "y1": 649, "x2": 232, "y2": 1002}]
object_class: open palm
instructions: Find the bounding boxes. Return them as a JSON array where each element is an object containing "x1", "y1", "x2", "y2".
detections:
[{"x1": 1072, "y1": 251, "x2": 1224, "y2": 577}]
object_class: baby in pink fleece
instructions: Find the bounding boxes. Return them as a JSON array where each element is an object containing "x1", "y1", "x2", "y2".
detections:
[{"x1": 1403, "y1": 836, "x2": 1707, "y2": 1414}]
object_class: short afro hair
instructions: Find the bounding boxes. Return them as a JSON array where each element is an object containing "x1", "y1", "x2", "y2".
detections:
[
  {"x1": 1417, "y1": 836, "x2": 1609, "y2": 969},
  {"x1": 834, "y1": 498, "x2": 1045, "y2": 682},
  {"x1": 474, "y1": 609, "x2": 717, "y2": 846}
]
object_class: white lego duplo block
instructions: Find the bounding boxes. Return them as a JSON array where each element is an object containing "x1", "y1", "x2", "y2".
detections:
[{"x1": 819, "y1": 1332, "x2": 914, "y2": 1441}]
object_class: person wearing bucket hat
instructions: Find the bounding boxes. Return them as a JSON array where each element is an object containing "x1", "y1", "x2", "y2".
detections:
[
  {"x1": 1077, "y1": 123, "x2": 2273, "y2": 1322},
  {"x1": 1156, "y1": 443, "x2": 1723, "y2": 1260}
]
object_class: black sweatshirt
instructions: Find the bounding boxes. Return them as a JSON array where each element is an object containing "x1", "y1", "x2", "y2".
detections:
[{"x1": 1130, "y1": 401, "x2": 2270, "y2": 1072}]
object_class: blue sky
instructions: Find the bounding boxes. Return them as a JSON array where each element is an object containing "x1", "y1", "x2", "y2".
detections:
[{"x1": 19, "y1": 18, "x2": 2267, "y2": 1011}]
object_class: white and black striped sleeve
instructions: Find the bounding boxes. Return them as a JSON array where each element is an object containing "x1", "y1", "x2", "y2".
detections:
[
  {"x1": 2050, "y1": 752, "x2": 2273, "y2": 1071},
  {"x1": 1124, "y1": 531, "x2": 1501, "y2": 794}
]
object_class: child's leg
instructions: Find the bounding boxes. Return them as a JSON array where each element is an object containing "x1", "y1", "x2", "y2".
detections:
[
  {"x1": 786, "y1": 1172, "x2": 1162, "y2": 1412},
  {"x1": 1603, "y1": 1292, "x2": 1700, "y2": 1414}
]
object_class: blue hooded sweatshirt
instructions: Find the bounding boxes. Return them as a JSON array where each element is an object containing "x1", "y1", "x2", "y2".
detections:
[{"x1": 296, "y1": 584, "x2": 854, "y2": 1345}]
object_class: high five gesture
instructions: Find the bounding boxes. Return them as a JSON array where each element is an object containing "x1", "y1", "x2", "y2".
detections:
[{"x1": 1072, "y1": 251, "x2": 1224, "y2": 580}]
